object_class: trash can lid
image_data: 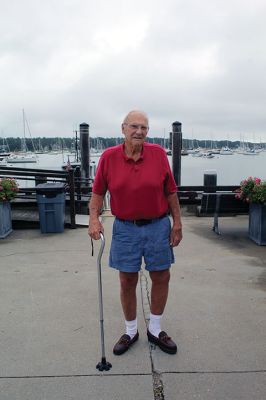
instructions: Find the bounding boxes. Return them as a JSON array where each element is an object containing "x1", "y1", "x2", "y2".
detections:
[{"x1": 36, "y1": 182, "x2": 65, "y2": 193}]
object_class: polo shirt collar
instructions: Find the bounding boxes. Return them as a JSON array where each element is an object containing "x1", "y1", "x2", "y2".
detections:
[{"x1": 121, "y1": 143, "x2": 144, "y2": 161}]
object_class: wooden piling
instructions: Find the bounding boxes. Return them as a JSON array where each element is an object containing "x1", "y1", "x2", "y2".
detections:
[
  {"x1": 68, "y1": 168, "x2": 76, "y2": 228},
  {"x1": 172, "y1": 121, "x2": 182, "y2": 186},
  {"x1": 79, "y1": 123, "x2": 90, "y2": 180}
]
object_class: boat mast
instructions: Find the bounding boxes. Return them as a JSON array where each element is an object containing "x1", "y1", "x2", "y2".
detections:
[{"x1": 22, "y1": 108, "x2": 27, "y2": 152}]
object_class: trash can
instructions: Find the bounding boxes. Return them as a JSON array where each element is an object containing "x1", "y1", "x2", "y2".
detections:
[{"x1": 36, "y1": 182, "x2": 66, "y2": 233}]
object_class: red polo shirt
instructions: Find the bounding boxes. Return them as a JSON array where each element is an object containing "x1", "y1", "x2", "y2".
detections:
[{"x1": 92, "y1": 142, "x2": 177, "y2": 220}]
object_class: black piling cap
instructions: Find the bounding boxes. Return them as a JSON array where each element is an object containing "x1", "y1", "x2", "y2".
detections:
[{"x1": 172, "y1": 121, "x2": 182, "y2": 126}]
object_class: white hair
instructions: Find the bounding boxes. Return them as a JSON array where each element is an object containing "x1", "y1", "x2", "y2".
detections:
[{"x1": 123, "y1": 110, "x2": 149, "y2": 124}]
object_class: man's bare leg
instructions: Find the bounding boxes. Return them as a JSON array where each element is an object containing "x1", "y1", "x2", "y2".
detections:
[{"x1": 149, "y1": 269, "x2": 170, "y2": 315}]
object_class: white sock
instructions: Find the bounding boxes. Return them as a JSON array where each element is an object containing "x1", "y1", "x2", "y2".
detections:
[
  {"x1": 148, "y1": 313, "x2": 162, "y2": 338},
  {"x1": 125, "y1": 318, "x2": 138, "y2": 339}
]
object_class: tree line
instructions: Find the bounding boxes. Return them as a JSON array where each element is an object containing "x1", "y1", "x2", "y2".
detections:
[{"x1": 0, "y1": 137, "x2": 262, "y2": 153}]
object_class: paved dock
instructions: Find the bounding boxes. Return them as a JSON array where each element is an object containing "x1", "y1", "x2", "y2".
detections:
[{"x1": 0, "y1": 214, "x2": 265, "y2": 399}]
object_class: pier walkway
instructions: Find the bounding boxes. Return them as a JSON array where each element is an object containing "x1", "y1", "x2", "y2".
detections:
[{"x1": 0, "y1": 215, "x2": 265, "y2": 399}]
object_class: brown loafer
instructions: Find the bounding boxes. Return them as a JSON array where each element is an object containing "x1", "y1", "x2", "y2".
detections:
[
  {"x1": 113, "y1": 331, "x2": 139, "y2": 355},
  {"x1": 147, "y1": 330, "x2": 177, "y2": 354}
]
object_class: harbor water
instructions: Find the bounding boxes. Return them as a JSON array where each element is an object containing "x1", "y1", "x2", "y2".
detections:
[
  {"x1": 177, "y1": 151, "x2": 266, "y2": 185},
  {"x1": 3, "y1": 150, "x2": 266, "y2": 186}
]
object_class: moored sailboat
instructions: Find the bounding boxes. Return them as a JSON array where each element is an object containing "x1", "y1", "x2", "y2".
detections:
[{"x1": 6, "y1": 110, "x2": 37, "y2": 163}]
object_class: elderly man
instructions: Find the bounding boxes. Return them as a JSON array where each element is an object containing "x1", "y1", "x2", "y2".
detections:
[{"x1": 89, "y1": 110, "x2": 182, "y2": 355}]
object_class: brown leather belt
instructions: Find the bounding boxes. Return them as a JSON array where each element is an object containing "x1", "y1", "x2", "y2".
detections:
[{"x1": 118, "y1": 213, "x2": 168, "y2": 227}]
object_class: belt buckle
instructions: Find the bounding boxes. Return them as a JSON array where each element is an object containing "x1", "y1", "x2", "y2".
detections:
[{"x1": 134, "y1": 219, "x2": 151, "y2": 226}]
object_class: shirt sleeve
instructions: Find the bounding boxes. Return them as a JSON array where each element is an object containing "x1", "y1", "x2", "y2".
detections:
[
  {"x1": 92, "y1": 154, "x2": 108, "y2": 195},
  {"x1": 162, "y1": 151, "x2": 178, "y2": 194}
]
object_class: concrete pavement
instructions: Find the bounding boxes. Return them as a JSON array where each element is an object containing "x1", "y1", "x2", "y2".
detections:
[{"x1": 0, "y1": 214, "x2": 265, "y2": 399}]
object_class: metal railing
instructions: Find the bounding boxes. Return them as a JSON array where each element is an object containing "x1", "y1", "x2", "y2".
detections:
[
  {"x1": 0, "y1": 166, "x2": 94, "y2": 228},
  {"x1": 1, "y1": 166, "x2": 241, "y2": 226}
]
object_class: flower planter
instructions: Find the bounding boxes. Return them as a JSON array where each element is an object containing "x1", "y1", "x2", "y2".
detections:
[
  {"x1": 248, "y1": 203, "x2": 266, "y2": 245},
  {"x1": 0, "y1": 201, "x2": 12, "y2": 239}
]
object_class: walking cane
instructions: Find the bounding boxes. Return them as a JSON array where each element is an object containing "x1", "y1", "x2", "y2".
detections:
[{"x1": 95, "y1": 232, "x2": 112, "y2": 371}]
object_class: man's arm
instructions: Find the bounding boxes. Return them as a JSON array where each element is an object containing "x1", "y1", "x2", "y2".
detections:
[
  {"x1": 88, "y1": 193, "x2": 105, "y2": 240},
  {"x1": 167, "y1": 192, "x2": 183, "y2": 247}
]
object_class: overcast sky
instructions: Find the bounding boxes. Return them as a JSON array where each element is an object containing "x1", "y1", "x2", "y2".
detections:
[{"x1": 1, "y1": 0, "x2": 266, "y2": 141}]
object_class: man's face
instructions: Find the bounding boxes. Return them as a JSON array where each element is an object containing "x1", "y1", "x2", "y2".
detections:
[{"x1": 122, "y1": 112, "x2": 149, "y2": 147}]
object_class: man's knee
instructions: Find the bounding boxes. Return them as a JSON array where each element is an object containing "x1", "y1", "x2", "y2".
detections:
[
  {"x1": 119, "y1": 271, "x2": 139, "y2": 290},
  {"x1": 149, "y1": 269, "x2": 170, "y2": 285}
]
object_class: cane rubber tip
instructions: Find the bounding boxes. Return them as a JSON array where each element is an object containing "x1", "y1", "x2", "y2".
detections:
[{"x1": 96, "y1": 361, "x2": 112, "y2": 371}]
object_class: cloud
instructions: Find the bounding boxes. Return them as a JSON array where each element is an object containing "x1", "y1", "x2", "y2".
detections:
[{"x1": 0, "y1": 0, "x2": 266, "y2": 140}]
